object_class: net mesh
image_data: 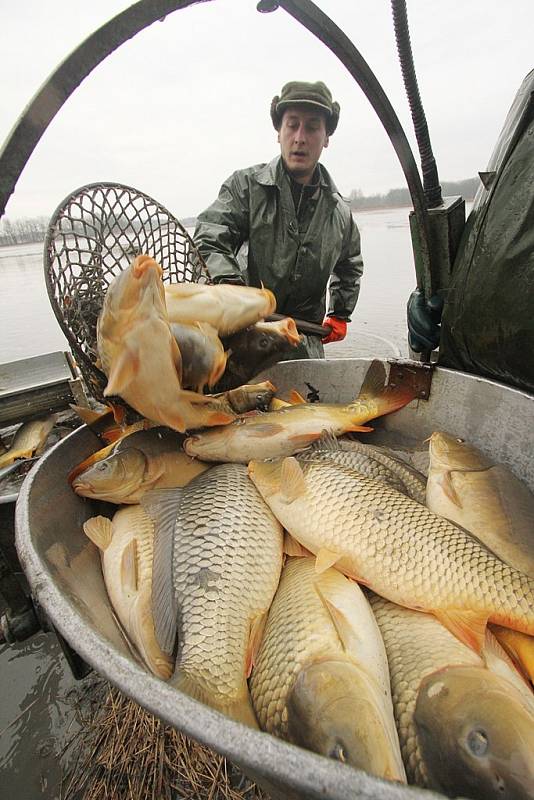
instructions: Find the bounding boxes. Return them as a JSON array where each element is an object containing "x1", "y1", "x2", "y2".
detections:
[{"x1": 44, "y1": 182, "x2": 210, "y2": 403}]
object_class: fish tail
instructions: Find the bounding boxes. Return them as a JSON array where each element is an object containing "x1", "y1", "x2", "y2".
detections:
[
  {"x1": 352, "y1": 360, "x2": 415, "y2": 417},
  {"x1": 172, "y1": 670, "x2": 259, "y2": 728}
]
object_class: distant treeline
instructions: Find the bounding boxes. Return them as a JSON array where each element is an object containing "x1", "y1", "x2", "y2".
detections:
[
  {"x1": 0, "y1": 178, "x2": 480, "y2": 245},
  {"x1": 349, "y1": 177, "x2": 480, "y2": 210}
]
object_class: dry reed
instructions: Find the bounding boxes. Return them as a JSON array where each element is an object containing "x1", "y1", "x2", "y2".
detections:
[{"x1": 60, "y1": 680, "x2": 268, "y2": 800}]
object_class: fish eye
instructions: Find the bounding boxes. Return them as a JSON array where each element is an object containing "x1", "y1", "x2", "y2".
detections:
[
  {"x1": 95, "y1": 461, "x2": 110, "y2": 472},
  {"x1": 259, "y1": 336, "x2": 270, "y2": 349},
  {"x1": 329, "y1": 741, "x2": 347, "y2": 763},
  {"x1": 455, "y1": 437, "x2": 465, "y2": 443},
  {"x1": 467, "y1": 728, "x2": 489, "y2": 757}
]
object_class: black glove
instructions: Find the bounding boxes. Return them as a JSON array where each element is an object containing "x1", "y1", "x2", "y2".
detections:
[{"x1": 407, "y1": 288, "x2": 444, "y2": 352}]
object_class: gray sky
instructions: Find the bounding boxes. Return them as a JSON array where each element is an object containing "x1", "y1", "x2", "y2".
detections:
[{"x1": 2, "y1": 0, "x2": 533, "y2": 220}]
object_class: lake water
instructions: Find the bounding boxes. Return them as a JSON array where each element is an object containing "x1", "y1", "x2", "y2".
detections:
[
  {"x1": 0, "y1": 207, "x2": 419, "y2": 366},
  {"x1": 0, "y1": 205, "x2": 432, "y2": 799}
]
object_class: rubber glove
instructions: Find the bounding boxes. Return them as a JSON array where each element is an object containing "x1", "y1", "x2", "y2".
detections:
[
  {"x1": 322, "y1": 316, "x2": 347, "y2": 344},
  {"x1": 407, "y1": 288, "x2": 444, "y2": 352}
]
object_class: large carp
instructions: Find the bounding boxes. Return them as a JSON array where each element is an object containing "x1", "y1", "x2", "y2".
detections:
[
  {"x1": 370, "y1": 593, "x2": 534, "y2": 799},
  {"x1": 248, "y1": 454, "x2": 534, "y2": 652},
  {"x1": 96, "y1": 255, "x2": 233, "y2": 432},
  {"x1": 164, "y1": 281, "x2": 276, "y2": 336},
  {"x1": 250, "y1": 557, "x2": 406, "y2": 782},
  {"x1": 83, "y1": 505, "x2": 173, "y2": 679},
  {"x1": 141, "y1": 464, "x2": 283, "y2": 726},
  {"x1": 184, "y1": 361, "x2": 416, "y2": 463},
  {"x1": 427, "y1": 430, "x2": 534, "y2": 576}
]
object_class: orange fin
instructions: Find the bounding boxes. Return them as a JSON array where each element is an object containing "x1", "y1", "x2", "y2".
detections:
[
  {"x1": 104, "y1": 347, "x2": 140, "y2": 396},
  {"x1": 315, "y1": 547, "x2": 341, "y2": 574},
  {"x1": 280, "y1": 457, "x2": 307, "y2": 502},
  {"x1": 283, "y1": 532, "x2": 312, "y2": 557},
  {"x1": 83, "y1": 515, "x2": 113, "y2": 551},
  {"x1": 246, "y1": 611, "x2": 269, "y2": 677},
  {"x1": 346, "y1": 425, "x2": 374, "y2": 433},
  {"x1": 288, "y1": 432, "x2": 325, "y2": 446},
  {"x1": 207, "y1": 411, "x2": 235, "y2": 426},
  {"x1": 248, "y1": 423, "x2": 286, "y2": 437},
  {"x1": 289, "y1": 389, "x2": 306, "y2": 405},
  {"x1": 433, "y1": 608, "x2": 488, "y2": 654},
  {"x1": 490, "y1": 625, "x2": 534, "y2": 684}
]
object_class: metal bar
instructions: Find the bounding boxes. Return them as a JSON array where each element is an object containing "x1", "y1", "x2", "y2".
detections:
[{"x1": 0, "y1": 0, "x2": 213, "y2": 219}]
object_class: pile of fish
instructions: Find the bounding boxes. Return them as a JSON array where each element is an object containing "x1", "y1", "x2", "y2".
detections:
[
  {"x1": 69, "y1": 260, "x2": 534, "y2": 799},
  {"x1": 95, "y1": 254, "x2": 302, "y2": 431}
]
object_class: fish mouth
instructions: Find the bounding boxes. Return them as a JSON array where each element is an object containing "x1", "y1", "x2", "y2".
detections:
[{"x1": 132, "y1": 254, "x2": 163, "y2": 279}]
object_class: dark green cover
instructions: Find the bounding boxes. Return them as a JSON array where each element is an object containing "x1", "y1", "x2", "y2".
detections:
[{"x1": 439, "y1": 70, "x2": 534, "y2": 393}]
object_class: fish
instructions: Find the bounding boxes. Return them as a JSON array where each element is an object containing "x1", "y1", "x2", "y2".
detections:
[
  {"x1": 164, "y1": 281, "x2": 276, "y2": 337},
  {"x1": 370, "y1": 593, "x2": 534, "y2": 798},
  {"x1": 184, "y1": 360, "x2": 416, "y2": 463},
  {"x1": 301, "y1": 431, "x2": 419, "y2": 499},
  {"x1": 207, "y1": 381, "x2": 277, "y2": 415},
  {"x1": 170, "y1": 321, "x2": 227, "y2": 392},
  {"x1": 216, "y1": 318, "x2": 302, "y2": 392},
  {"x1": 0, "y1": 413, "x2": 58, "y2": 469},
  {"x1": 337, "y1": 437, "x2": 427, "y2": 504},
  {"x1": 247, "y1": 454, "x2": 534, "y2": 652},
  {"x1": 489, "y1": 625, "x2": 534, "y2": 684},
  {"x1": 83, "y1": 505, "x2": 173, "y2": 679},
  {"x1": 249, "y1": 557, "x2": 406, "y2": 782},
  {"x1": 426, "y1": 430, "x2": 534, "y2": 576},
  {"x1": 72, "y1": 427, "x2": 211, "y2": 504},
  {"x1": 96, "y1": 254, "x2": 233, "y2": 432},
  {"x1": 141, "y1": 464, "x2": 283, "y2": 726}
]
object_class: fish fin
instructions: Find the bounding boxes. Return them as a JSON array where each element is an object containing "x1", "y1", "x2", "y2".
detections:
[
  {"x1": 346, "y1": 425, "x2": 374, "y2": 433},
  {"x1": 289, "y1": 389, "x2": 306, "y2": 404},
  {"x1": 315, "y1": 547, "x2": 341, "y2": 574},
  {"x1": 130, "y1": 609, "x2": 173, "y2": 680},
  {"x1": 308, "y1": 429, "x2": 341, "y2": 452},
  {"x1": 246, "y1": 611, "x2": 269, "y2": 677},
  {"x1": 69, "y1": 404, "x2": 112, "y2": 425},
  {"x1": 269, "y1": 398, "x2": 291, "y2": 410},
  {"x1": 83, "y1": 516, "x2": 113, "y2": 551},
  {"x1": 172, "y1": 670, "x2": 258, "y2": 728},
  {"x1": 280, "y1": 457, "x2": 307, "y2": 502},
  {"x1": 314, "y1": 574, "x2": 360, "y2": 652},
  {"x1": 438, "y1": 471, "x2": 463, "y2": 507},
  {"x1": 433, "y1": 608, "x2": 488, "y2": 654},
  {"x1": 354, "y1": 360, "x2": 388, "y2": 401},
  {"x1": 121, "y1": 539, "x2": 138, "y2": 593},
  {"x1": 109, "y1": 402, "x2": 127, "y2": 425},
  {"x1": 288, "y1": 432, "x2": 325, "y2": 447},
  {"x1": 283, "y1": 532, "x2": 312, "y2": 557},
  {"x1": 489, "y1": 625, "x2": 534, "y2": 685},
  {"x1": 141, "y1": 488, "x2": 182, "y2": 654},
  {"x1": 353, "y1": 360, "x2": 416, "y2": 416},
  {"x1": 247, "y1": 423, "x2": 286, "y2": 437},
  {"x1": 104, "y1": 347, "x2": 140, "y2": 396},
  {"x1": 205, "y1": 411, "x2": 235, "y2": 427}
]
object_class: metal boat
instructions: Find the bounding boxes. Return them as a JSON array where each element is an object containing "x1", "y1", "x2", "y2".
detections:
[{"x1": 14, "y1": 357, "x2": 534, "y2": 800}]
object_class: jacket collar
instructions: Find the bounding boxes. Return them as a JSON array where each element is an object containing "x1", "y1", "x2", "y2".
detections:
[{"x1": 256, "y1": 156, "x2": 340, "y2": 196}]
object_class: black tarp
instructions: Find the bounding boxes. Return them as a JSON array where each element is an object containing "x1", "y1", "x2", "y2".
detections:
[{"x1": 439, "y1": 70, "x2": 534, "y2": 393}]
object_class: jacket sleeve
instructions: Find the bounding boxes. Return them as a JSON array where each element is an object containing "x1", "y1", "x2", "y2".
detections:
[
  {"x1": 193, "y1": 171, "x2": 250, "y2": 284},
  {"x1": 326, "y1": 211, "x2": 363, "y2": 321}
]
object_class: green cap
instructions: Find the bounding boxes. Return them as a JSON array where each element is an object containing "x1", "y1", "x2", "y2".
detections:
[{"x1": 270, "y1": 81, "x2": 340, "y2": 135}]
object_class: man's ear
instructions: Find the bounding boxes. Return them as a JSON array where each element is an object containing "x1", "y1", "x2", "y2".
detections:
[
  {"x1": 277, "y1": 132, "x2": 281, "y2": 143},
  {"x1": 323, "y1": 135, "x2": 330, "y2": 149}
]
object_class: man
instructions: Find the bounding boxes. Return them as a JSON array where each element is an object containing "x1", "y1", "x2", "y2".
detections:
[{"x1": 193, "y1": 80, "x2": 363, "y2": 360}]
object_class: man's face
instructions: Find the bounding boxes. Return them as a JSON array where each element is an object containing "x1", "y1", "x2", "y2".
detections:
[{"x1": 278, "y1": 107, "x2": 329, "y2": 184}]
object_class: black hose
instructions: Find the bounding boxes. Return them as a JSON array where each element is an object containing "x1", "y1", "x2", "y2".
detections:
[{"x1": 391, "y1": 0, "x2": 443, "y2": 208}]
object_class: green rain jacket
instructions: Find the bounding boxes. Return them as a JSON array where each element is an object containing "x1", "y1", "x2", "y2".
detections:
[{"x1": 194, "y1": 156, "x2": 363, "y2": 357}]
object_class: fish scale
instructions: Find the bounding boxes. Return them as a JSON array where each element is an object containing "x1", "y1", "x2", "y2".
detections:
[
  {"x1": 248, "y1": 458, "x2": 534, "y2": 649},
  {"x1": 162, "y1": 464, "x2": 283, "y2": 724}
]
